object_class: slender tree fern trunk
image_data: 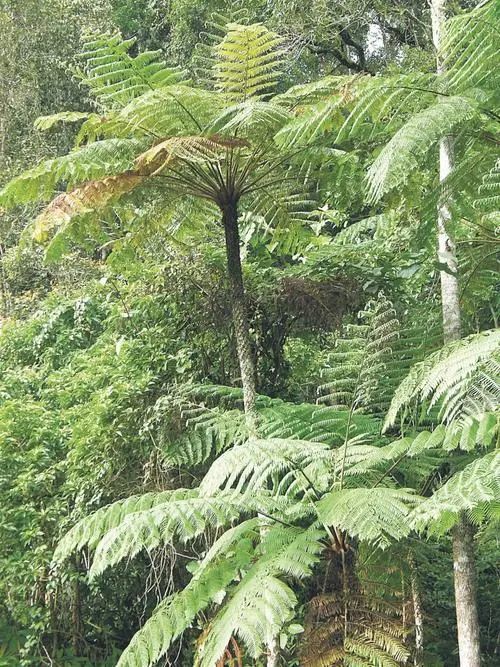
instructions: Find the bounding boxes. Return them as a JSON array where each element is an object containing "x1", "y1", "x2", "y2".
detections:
[
  {"x1": 431, "y1": 2, "x2": 481, "y2": 666},
  {"x1": 221, "y1": 199, "x2": 257, "y2": 416},
  {"x1": 222, "y1": 199, "x2": 279, "y2": 666}
]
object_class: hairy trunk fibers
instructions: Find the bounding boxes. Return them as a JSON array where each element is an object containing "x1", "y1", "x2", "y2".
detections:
[
  {"x1": 431, "y1": 2, "x2": 481, "y2": 665},
  {"x1": 222, "y1": 199, "x2": 278, "y2": 666}
]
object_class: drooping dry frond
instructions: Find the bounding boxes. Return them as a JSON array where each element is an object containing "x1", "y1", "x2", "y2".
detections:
[
  {"x1": 136, "y1": 135, "x2": 249, "y2": 175},
  {"x1": 32, "y1": 171, "x2": 145, "y2": 242},
  {"x1": 300, "y1": 548, "x2": 409, "y2": 667}
]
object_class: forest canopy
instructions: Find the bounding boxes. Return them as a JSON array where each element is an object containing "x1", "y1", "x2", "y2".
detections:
[{"x1": 0, "y1": 1, "x2": 498, "y2": 666}]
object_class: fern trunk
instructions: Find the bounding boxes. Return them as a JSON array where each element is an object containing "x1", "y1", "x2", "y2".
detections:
[
  {"x1": 221, "y1": 199, "x2": 257, "y2": 416},
  {"x1": 222, "y1": 200, "x2": 280, "y2": 667},
  {"x1": 431, "y1": 2, "x2": 481, "y2": 666}
]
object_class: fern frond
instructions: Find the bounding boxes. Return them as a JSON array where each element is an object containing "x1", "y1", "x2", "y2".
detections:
[
  {"x1": 213, "y1": 23, "x2": 284, "y2": 100},
  {"x1": 474, "y1": 158, "x2": 500, "y2": 213},
  {"x1": 367, "y1": 96, "x2": 478, "y2": 203},
  {"x1": 0, "y1": 138, "x2": 147, "y2": 208},
  {"x1": 54, "y1": 488, "x2": 194, "y2": 563},
  {"x1": 116, "y1": 523, "x2": 257, "y2": 667},
  {"x1": 34, "y1": 111, "x2": 96, "y2": 131},
  {"x1": 412, "y1": 451, "x2": 500, "y2": 534},
  {"x1": 136, "y1": 135, "x2": 248, "y2": 174},
  {"x1": 200, "y1": 437, "x2": 330, "y2": 496},
  {"x1": 113, "y1": 86, "x2": 222, "y2": 137},
  {"x1": 211, "y1": 99, "x2": 292, "y2": 136},
  {"x1": 197, "y1": 524, "x2": 324, "y2": 666},
  {"x1": 32, "y1": 171, "x2": 145, "y2": 243},
  {"x1": 384, "y1": 329, "x2": 500, "y2": 430},
  {"x1": 441, "y1": 0, "x2": 500, "y2": 92},
  {"x1": 79, "y1": 32, "x2": 185, "y2": 109},
  {"x1": 316, "y1": 488, "x2": 420, "y2": 548}
]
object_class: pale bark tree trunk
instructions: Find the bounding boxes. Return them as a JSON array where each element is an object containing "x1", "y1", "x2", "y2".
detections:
[
  {"x1": 430, "y1": 2, "x2": 481, "y2": 666},
  {"x1": 222, "y1": 199, "x2": 279, "y2": 667},
  {"x1": 409, "y1": 557, "x2": 424, "y2": 667}
]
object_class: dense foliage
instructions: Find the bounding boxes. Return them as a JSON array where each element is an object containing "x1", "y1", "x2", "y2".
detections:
[{"x1": 0, "y1": 1, "x2": 498, "y2": 666}]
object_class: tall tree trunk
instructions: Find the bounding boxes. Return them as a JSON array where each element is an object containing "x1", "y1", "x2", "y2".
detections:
[
  {"x1": 409, "y1": 556, "x2": 424, "y2": 667},
  {"x1": 222, "y1": 200, "x2": 257, "y2": 416},
  {"x1": 222, "y1": 199, "x2": 279, "y2": 666},
  {"x1": 430, "y1": 2, "x2": 481, "y2": 666}
]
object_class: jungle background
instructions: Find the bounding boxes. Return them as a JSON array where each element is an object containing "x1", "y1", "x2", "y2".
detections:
[{"x1": 0, "y1": 1, "x2": 498, "y2": 666}]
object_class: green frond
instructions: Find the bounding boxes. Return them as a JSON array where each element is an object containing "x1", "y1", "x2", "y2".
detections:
[
  {"x1": 78, "y1": 32, "x2": 186, "y2": 109},
  {"x1": 441, "y1": 0, "x2": 499, "y2": 92},
  {"x1": 276, "y1": 73, "x2": 436, "y2": 151},
  {"x1": 34, "y1": 111, "x2": 95, "y2": 131},
  {"x1": 114, "y1": 85, "x2": 222, "y2": 137},
  {"x1": 316, "y1": 488, "x2": 420, "y2": 548},
  {"x1": 211, "y1": 99, "x2": 292, "y2": 136},
  {"x1": 54, "y1": 488, "x2": 194, "y2": 563},
  {"x1": 161, "y1": 410, "x2": 247, "y2": 467},
  {"x1": 474, "y1": 158, "x2": 500, "y2": 213},
  {"x1": 412, "y1": 451, "x2": 500, "y2": 535},
  {"x1": 88, "y1": 491, "x2": 266, "y2": 578},
  {"x1": 384, "y1": 329, "x2": 500, "y2": 430},
  {"x1": 275, "y1": 97, "x2": 345, "y2": 149},
  {"x1": 197, "y1": 524, "x2": 324, "y2": 666},
  {"x1": 318, "y1": 295, "x2": 400, "y2": 416},
  {"x1": 367, "y1": 96, "x2": 479, "y2": 203},
  {"x1": 116, "y1": 523, "x2": 257, "y2": 667},
  {"x1": 200, "y1": 437, "x2": 330, "y2": 496},
  {"x1": 0, "y1": 138, "x2": 147, "y2": 209},
  {"x1": 186, "y1": 384, "x2": 381, "y2": 443},
  {"x1": 213, "y1": 23, "x2": 284, "y2": 100}
]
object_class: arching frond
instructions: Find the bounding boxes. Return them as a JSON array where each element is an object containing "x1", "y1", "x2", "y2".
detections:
[
  {"x1": 136, "y1": 135, "x2": 248, "y2": 174},
  {"x1": 412, "y1": 451, "x2": 500, "y2": 534},
  {"x1": 441, "y1": 0, "x2": 499, "y2": 92},
  {"x1": 367, "y1": 96, "x2": 479, "y2": 203},
  {"x1": 211, "y1": 99, "x2": 292, "y2": 136},
  {"x1": 34, "y1": 111, "x2": 95, "y2": 131},
  {"x1": 114, "y1": 86, "x2": 222, "y2": 137},
  {"x1": 54, "y1": 488, "x2": 194, "y2": 563},
  {"x1": 200, "y1": 437, "x2": 330, "y2": 496},
  {"x1": 0, "y1": 138, "x2": 147, "y2": 208},
  {"x1": 116, "y1": 522, "x2": 258, "y2": 667},
  {"x1": 32, "y1": 171, "x2": 145, "y2": 243},
  {"x1": 78, "y1": 32, "x2": 185, "y2": 109},
  {"x1": 384, "y1": 329, "x2": 500, "y2": 430},
  {"x1": 197, "y1": 524, "x2": 324, "y2": 666},
  {"x1": 318, "y1": 295, "x2": 400, "y2": 416}
]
